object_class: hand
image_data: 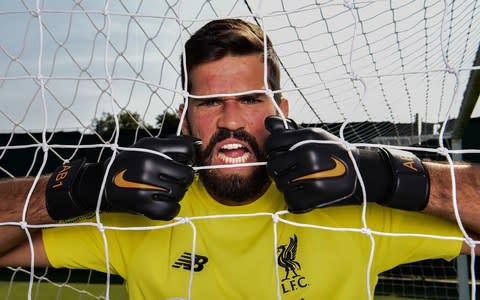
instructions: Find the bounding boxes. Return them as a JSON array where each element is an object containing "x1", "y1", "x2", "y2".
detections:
[
  {"x1": 46, "y1": 136, "x2": 200, "y2": 221},
  {"x1": 264, "y1": 116, "x2": 429, "y2": 213}
]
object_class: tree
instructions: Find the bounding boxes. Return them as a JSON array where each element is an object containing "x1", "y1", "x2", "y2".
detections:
[
  {"x1": 94, "y1": 110, "x2": 152, "y2": 138},
  {"x1": 155, "y1": 111, "x2": 180, "y2": 136}
]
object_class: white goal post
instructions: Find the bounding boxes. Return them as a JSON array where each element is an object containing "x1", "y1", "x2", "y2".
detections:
[{"x1": 0, "y1": 0, "x2": 479, "y2": 299}]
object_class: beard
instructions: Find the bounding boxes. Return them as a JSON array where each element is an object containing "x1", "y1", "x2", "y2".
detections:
[{"x1": 198, "y1": 128, "x2": 270, "y2": 203}]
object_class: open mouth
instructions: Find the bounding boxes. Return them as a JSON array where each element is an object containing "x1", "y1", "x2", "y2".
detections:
[{"x1": 217, "y1": 143, "x2": 252, "y2": 164}]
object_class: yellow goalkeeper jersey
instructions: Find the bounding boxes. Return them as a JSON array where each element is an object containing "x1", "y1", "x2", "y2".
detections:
[{"x1": 43, "y1": 176, "x2": 462, "y2": 300}]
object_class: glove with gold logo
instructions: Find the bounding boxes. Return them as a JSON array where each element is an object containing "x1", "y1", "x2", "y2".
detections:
[
  {"x1": 45, "y1": 136, "x2": 200, "y2": 221},
  {"x1": 265, "y1": 116, "x2": 429, "y2": 213}
]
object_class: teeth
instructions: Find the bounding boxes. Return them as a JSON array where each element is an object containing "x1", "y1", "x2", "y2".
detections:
[
  {"x1": 218, "y1": 152, "x2": 251, "y2": 164},
  {"x1": 217, "y1": 143, "x2": 251, "y2": 164},
  {"x1": 220, "y1": 143, "x2": 244, "y2": 150}
]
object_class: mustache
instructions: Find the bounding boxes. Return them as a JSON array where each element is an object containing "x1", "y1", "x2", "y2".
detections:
[{"x1": 199, "y1": 128, "x2": 265, "y2": 163}]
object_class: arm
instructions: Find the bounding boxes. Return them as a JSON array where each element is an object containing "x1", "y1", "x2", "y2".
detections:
[
  {"x1": 265, "y1": 116, "x2": 479, "y2": 255},
  {"x1": 0, "y1": 135, "x2": 199, "y2": 267},
  {"x1": 0, "y1": 176, "x2": 52, "y2": 266},
  {"x1": 423, "y1": 162, "x2": 480, "y2": 254}
]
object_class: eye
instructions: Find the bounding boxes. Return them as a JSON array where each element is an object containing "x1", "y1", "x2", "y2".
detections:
[
  {"x1": 241, "y1": 95, "x2": 262, "y2": 104},
  {"x1": 198, "y1": 98, "x2": 220, "y2": 107}
]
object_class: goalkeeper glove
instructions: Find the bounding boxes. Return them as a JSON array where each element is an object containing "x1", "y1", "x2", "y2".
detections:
[
  {"x1": 45, "y1": 136, "x2": 200, "y2": 221},
  {"x1": 264, "y1": 116, "x2": 429, "y2": 213}
]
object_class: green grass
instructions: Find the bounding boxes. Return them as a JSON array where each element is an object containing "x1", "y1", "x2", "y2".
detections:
[
  {"x1": 374, "y1": 297, "x2": 417, "y2": 300},
  {"x1": 0, "y1": 283, "x2": 419, "y2": 300},
  {"x1": 0, "y1": 282, "x2": 127, "y2": 299},
  {"x1": 0, "y1": 280, "x2": 421, "y2": 300}
]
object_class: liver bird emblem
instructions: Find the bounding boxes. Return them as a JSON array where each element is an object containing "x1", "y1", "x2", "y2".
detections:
[{"x1": 277, "y1": 234, "x2": 301, "y2": 280}]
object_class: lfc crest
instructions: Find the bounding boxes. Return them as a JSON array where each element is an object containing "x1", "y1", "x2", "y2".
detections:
[{"x1": 277, "y1": 234, "x2": 309, "y2": 294}]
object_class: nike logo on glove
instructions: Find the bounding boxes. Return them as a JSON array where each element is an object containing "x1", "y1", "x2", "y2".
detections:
[
  {"x1": 292, "y1": 157, "x2": 347, "y2": 182},
  {"x1": 113, "y1": 169, "x2": 167, "y2": 191}
]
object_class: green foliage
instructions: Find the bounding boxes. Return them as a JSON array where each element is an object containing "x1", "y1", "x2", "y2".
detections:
[
  {"x1": 93, "y1": 110, "x2": 180, "y2": 138},
  {"x1": 155, "y1": 111, "x2": 180, "y2": 132},
  {"x1": 94, "y1": 110, "x2": 151, "y2": 137}
]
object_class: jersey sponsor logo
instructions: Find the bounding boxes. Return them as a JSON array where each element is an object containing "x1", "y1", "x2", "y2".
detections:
[
  {"x1": 277, "y1": 234, "x2": 309, "y2": 294},
  {"x1": 172, "y1": 252, "x2": 209, "y2": 272},
  {"x1": 113, "y1": 169, "x2": 167, "y2": 191},
  {"x1": 291, "y1": 157, "x2": 346, "y2": 182}
]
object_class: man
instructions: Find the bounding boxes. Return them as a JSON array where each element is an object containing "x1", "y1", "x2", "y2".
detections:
[{"x1": 0, "y1": 19, "x2": 479, "y2": 299}]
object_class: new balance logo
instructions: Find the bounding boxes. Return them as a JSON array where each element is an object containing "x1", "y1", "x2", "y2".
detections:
[{"x1": 172, "y1": 252, "x2": 209, "y2": 272}]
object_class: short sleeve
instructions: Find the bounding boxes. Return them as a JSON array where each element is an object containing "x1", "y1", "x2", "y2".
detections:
[
  {"x1": 42, "y1": 213, "x2": 155, "y2": 275},
  {"x1": 368, "y1": 205, "x2": 464, "y2": 273}
]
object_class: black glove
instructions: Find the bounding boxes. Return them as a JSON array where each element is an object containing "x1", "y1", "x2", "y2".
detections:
[
  {"x1": 265, "y1": 116, "x2": 429, "y2": 213},
  {"x1": 45, "y1": 136, "x2": 200, "y2": 221}
]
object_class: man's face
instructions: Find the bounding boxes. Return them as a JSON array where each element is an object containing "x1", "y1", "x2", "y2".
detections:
[{"x1": 181, "y1": 54, "x2": 288, "y2": 204}]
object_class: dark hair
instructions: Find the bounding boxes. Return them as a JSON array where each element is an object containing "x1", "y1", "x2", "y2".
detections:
[{"x1": 181, "y1": 18, "x2": 282, "y2": 102}]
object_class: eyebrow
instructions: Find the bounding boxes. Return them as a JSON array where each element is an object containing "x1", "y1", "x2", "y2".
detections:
[{"x1": 190, "y1": 92, "x2": 269, "y2": 102}]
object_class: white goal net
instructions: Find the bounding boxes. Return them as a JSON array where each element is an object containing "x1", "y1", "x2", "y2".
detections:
[{"x1": 0, "y1": 0, "x2": 479, "y2": 299}]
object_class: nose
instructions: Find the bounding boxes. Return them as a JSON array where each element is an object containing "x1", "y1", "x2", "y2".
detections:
[{"x1": 217, "y1": 99, "x2": 245, "y2": 131}]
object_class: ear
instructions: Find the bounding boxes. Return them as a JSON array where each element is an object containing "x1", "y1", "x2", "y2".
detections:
[
  {"x1": 279, "y1": 97, "x2": 289, "y2": 118},
  {"x1": 178, "y1": 103, "x2": 191, "y2": 135}
]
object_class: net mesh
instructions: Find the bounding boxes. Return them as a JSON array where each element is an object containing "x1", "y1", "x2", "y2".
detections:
[{"x1": 0, "y1": 0, "x2": 479, "y2": 299}]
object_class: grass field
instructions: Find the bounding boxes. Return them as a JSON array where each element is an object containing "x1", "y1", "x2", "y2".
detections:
[
  {"x1": 0, "y1": 282, "x2": 420, "y2": 300},
  {"x1": 0, "y1": 265, "x2": 455, "y2": 300},
  {"x1": 0, "y1": 282, "x2": 127, "y2": 299}
]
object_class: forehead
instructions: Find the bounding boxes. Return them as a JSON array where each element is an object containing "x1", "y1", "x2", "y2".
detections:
[{"x1": 189, "y1": 54, "x2": 266, "y2": 96}]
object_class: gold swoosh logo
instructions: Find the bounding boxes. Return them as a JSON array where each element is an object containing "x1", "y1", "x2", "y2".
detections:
[
  {"x1": 292, "y1": 157, "x2": 346, "y2": 182},
  {"x1": 113, "y1": 169, "x2": 167, "y2": 191}
]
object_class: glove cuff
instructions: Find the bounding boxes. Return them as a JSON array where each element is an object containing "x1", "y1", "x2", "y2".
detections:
[
  {"x1": 378, "y1": 148, "x2": 430, "y2": 211},
  {"x1": 355, "y1": 149, "x2": 392, "y2": 203},
  {"x1": 357, "y1": 148, "x2": 429, "y2": 211},
  {"x1": 46, "y1": 159, "x2": 92, "y2": 220}
]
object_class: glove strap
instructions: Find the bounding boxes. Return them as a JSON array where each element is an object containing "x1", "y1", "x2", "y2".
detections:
[
  {"x1": 357, "y1": 148, "x2": 429, "y2": 211},
  {"x1": 378, "y1": 148, "x2": 430, "y2": 211},
  {"x1": 46, "y1": 159, "x2": 92, "y2": 220}
]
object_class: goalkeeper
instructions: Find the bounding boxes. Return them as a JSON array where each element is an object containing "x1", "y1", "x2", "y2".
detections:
[{"x1": 1, "y1": 18, "x2": 480, "y2": 299}]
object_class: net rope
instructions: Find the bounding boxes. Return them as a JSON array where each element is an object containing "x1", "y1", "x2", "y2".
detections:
[{"x1": 0, "y1": 0, "x2": 479, "y2": 299}]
